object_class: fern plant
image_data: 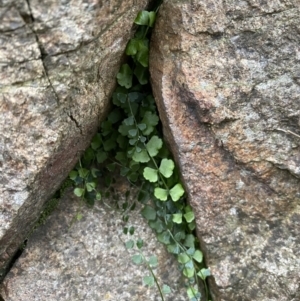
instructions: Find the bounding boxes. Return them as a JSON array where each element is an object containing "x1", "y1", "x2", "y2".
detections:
[{"x1": 69, "y1": 7, "x2": 211, "y2": 301}]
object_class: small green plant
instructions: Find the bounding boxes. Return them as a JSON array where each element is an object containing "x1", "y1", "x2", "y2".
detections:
[
  {"x1": 123, "y1": 230, "x2": 171, "y2": 300},
  {"x1": 33, "y1": 179, "x2": 73, "y2": 231},
  {"x1": 70, "y1": 5, "x2": 211, "y2": 301}
]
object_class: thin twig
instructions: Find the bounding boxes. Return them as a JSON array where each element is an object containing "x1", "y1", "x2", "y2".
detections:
[{"x1": 277, "y1": 128, "x2": 300, "y2": 139}]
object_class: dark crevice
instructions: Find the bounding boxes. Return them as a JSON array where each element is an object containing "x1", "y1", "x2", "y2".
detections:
[
  {"x1": 44, "y1": 39, "x2": 99, "y2": 58},
  {"x1": 33, "y1": 0, "x2": 159, "y2": 58},
  {"x1": 0, "y1": 184, "x2": 68, "y2": 286},
  {"x1": 184, "y1": 28, "x2": 225, "y2": 37},
  {"x1": 19, "y1": 3, "x2": 33, "y2": 24},
  {"x1": 28, "y1": 7, "x2": 132, "y2": 59},
  {"x1": 68, "y1": 113, "x2": 82, "y2": 134},
  {"x1": 211, "y1": 32, "x2": 224, "y2": 40},
  {"x1": 0, "y1": 240, "x2": 27, "y2": 285},
  {"x1": 24, "y1": 0, "x2": 60, "y2": 103}
]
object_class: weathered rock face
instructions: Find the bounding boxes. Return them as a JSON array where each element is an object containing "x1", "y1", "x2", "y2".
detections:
[
  {"x1": 0, "y1": 186, "x2": 187, "y2": 301},
  {"x1": 150, "y1": 1, "x2": 300, "y2": 300},
  {"x1": 0, "y1": 0, "x2": 150, "y2": 274}
]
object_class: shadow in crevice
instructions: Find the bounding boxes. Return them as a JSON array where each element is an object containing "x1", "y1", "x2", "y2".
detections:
[{"x1": 0, "y1": 239, "x2": 27, "y2": 285}]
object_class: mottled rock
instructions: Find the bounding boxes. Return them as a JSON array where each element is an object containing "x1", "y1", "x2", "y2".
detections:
[
  {"x1": 150, "y1": 1, "x2": 300, "y2": 300},
  {"x1": 0, "y1": 0, "x2": 150, "y2": 273},
  {"x1": 0, "y1": 186, "x2": 187, "y2": 301}
]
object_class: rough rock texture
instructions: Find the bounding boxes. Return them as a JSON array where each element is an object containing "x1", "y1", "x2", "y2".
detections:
[
  {"x1": 0, "y1": 185, "x2": 187, "y2": 301},
  {"x1": 0, "y1": 0, "x2": 150, "y2": 274},
  {"x1": 150, "y1": 1, "x2": 300, "y2": 300}
]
